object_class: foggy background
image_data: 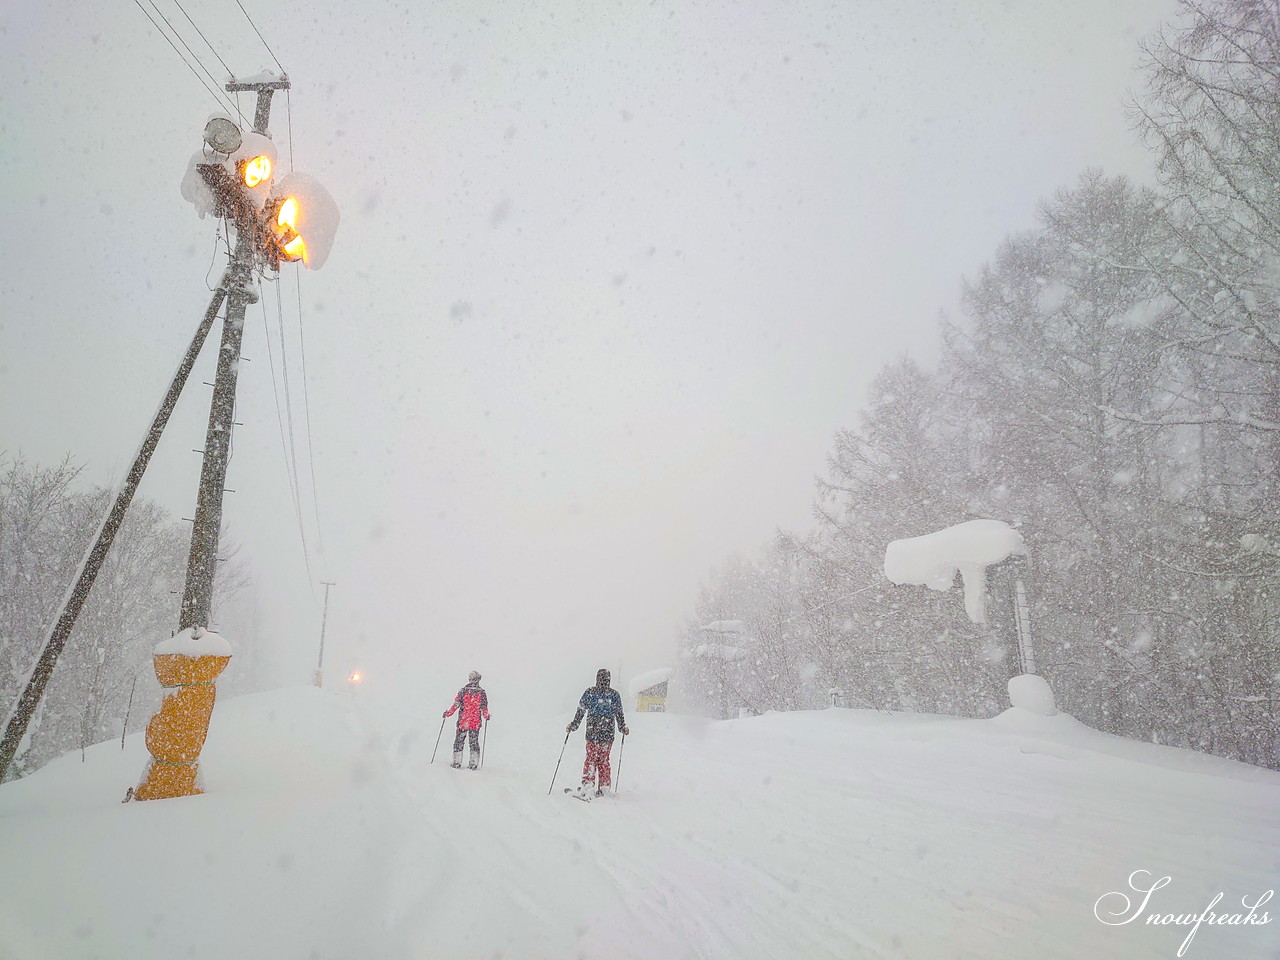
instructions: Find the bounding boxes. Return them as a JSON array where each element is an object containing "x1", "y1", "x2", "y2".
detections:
[{"x1": 1, "y1": 0, "x2": 1174, "y2": 719}]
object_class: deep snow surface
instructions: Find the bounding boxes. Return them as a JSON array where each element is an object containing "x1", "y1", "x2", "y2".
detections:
[{"x1": 1, "y1": 687, "x2": 1277, "y2": 959}]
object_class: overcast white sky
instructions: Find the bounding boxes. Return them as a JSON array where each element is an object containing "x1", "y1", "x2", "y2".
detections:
[{"x1": 1, "y1": 0, "x2": 1177, "y2": 715}]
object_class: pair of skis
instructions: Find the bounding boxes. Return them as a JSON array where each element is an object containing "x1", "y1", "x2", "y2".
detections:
[{"x1": 564, "y1": 785, "x2": 610, "y2": 802}]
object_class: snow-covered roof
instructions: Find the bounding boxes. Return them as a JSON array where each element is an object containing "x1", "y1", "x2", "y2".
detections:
[
  {"x1": 694, "y1": 643, "x2": 745, "y2": 661},
  {"x1": 628, "y1": 668, "x2": 674, "y2": 698},
  {"x1": 701, "y1": 620, "x2": 745, "y2": 634},
  {"x1": 883, "y1": 519, "x2": 1026, "y2": 623}
]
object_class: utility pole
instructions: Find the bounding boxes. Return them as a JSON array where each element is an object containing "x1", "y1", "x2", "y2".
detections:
[
  {"x1": 1011, "y1": 556, "x2": 1036, "y2": 675},
  {"x1": 179, "y1": 77, "x2": 289, "y2": 631},
  {"x1": 315, "y1": 580, "x2": 336, "y2": 687},
  {"x1": 130, "y1": 73, "x2": 338, "y2": 802}
]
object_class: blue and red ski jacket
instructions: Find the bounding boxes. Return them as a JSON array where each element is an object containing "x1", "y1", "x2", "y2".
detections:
[
  {"x1": 571, "y1": 685, "x2": 626, "y2": 742},
  {"x1": 445, "y1": 682, "x2": 490, "y2": 730}
]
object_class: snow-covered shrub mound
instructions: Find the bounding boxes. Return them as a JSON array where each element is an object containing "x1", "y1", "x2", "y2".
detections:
[{"x1": 1008, "y1": 673, "x2": 1057, "y2": 716}]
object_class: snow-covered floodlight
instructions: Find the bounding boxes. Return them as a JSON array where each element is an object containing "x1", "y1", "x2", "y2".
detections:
[
  {"x1": 203, "y1": 116, "x2": 242, "y2": 154},
  {"x1": 883, "y1": 518, "x2": 1026, "y2": 624},
  {"x1": 267, "y1": 172, "x2": 340, "y2": 269},
  {"x1": 180, "y1": 131, "x2": 279, "y2": 219}
]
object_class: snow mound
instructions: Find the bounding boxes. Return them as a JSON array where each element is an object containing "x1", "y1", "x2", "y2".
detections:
[{"x1": 1008, "y1": 673, "x2": 1056, "y2": 715}]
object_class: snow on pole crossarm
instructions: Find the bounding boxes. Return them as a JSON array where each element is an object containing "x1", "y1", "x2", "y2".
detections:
[
  {"x1": 883, "y1": 519, "x2": 1026, "y2": 624},
  {"x1": 228, "y1": 69, "x2": 287, "y2": 87}
]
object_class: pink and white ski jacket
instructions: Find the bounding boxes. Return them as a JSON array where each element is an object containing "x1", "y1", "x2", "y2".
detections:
[{"x1": 444, "y1": 682, "x2": 490, "y2": 730}]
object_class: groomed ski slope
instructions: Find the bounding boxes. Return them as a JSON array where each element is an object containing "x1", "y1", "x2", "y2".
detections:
[{"x1": 0, "y1": 686, "x2": 1276, "y2": 960}]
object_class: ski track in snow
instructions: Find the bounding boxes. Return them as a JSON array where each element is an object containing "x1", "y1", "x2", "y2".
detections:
[
  {"x1": 2, "y1": 689, "x2": 1278, "y2": 960},
  {"x1": 352, "y1": 702, "x2": 1280, "y2": 960}
]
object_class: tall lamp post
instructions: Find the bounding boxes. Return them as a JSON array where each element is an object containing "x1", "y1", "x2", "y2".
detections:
[{"x1": 133, "y1": 74, "x2": 339, "y2": 801}]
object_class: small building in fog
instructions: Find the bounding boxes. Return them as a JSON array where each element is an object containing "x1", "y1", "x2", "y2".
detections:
[{"x1": 629, "y1": 668, "x2": 674, "y2": 713}]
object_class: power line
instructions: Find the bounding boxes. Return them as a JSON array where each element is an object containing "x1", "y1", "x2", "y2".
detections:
[
  {"x1": 273, "y1": 281, "x2": 310, "y2": 564},
  {"x1": 263, "y1": 281, "x2": 318, "y2": 599},
  {"x1": 172, "y1": 0, "x2": 233, "y2": 76},
  {"x1": 169, "y1": 0, "x2": 245, "y2": 124},
  {"x1": 257, "y1": 288, "x2": 299, "y2": 510},
  {"x1": 295, "y1": 271, "x2": 329, "y2": 571},
  {"x1": 144, "y1": 0, "x2": 233, "y2": 109},
  {"x1": 129, "y1": 0, "x2": 236, "y2": 114},
  {"x1": 285, "y1": 87, "x2": 296, "y2": 173},
  {"x1": 233, "y1": 0, "x2": 286, "y2": 75},
  {"x1": 203, "y1": 222, "x2": 224, "y2": 290}
]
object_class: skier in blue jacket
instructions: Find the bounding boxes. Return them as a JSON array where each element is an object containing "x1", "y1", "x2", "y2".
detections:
[{"x1": 567, "y1": 668, "x2": 629, "y2": 797}]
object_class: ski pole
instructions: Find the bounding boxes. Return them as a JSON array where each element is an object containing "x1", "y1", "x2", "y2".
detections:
[
  {"x1": 480, "y1": 718, "x2": 489, "y2": 769},
  {"x1": 429, "y1": 716, "x2": 447, "y2": 764},
  {"x1": 547, "y1": 728, "x2": 571, "y2": 795},
  {"x1": 614, "y1": 733, "x2": 626, "y2": 794}
]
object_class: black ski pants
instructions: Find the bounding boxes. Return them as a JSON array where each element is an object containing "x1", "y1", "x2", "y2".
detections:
[{"x1": 453, "y1": 727, "x2": 480, "y2": 754}]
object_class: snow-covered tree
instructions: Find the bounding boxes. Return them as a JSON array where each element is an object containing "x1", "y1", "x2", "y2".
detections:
[{"x1": 0, "y1": 456, "x2": 253, "y2": 777}]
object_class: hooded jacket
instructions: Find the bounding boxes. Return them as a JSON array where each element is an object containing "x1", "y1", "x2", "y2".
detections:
[{"x1": 571, "y1": 671, "x2": 626, "y2": 743}]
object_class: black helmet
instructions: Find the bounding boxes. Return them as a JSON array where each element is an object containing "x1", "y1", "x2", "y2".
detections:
[{"x1": 596, "y1": 668, "x2": 610, "y2": 687}]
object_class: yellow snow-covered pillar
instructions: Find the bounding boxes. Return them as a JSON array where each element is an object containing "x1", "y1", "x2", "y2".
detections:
[{"x1": 132, "y1": 627, "x2": 231, "y2": 801}]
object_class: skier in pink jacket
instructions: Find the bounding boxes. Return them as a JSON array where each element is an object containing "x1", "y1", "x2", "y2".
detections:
[{"x1": 443, "y1": 671, "x2": 491, "y2": 769}]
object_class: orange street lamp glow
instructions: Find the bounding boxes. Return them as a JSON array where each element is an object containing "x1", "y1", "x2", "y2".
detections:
[
  {"x1": 275, "y1": 197, "x2": 306, "y2": 261},
  {"x1": 241, "y1": 155, "x2": 272, "y2": 188},
  {"x1": 264, "y1": 172, "x2": 338, "y2": 269},
  {"x1": 349, "y1": 671, "x2": 362, "y2": 683}
]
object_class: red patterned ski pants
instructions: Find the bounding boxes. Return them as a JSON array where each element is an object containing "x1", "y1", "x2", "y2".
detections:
[{"x1": 582, "y1": 739, "x2": 613, "y2": 789}]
